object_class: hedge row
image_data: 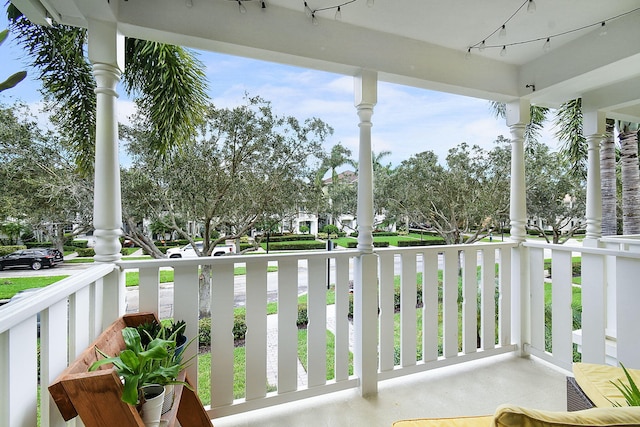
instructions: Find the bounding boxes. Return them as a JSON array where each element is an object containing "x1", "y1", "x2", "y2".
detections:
[
  {"x1": 261, "y1": 234, "x2": 316, "y2": 242},
  {"x1": 397, "y1": 239, "x2": 445, "y2": 247},
  {"x1": 265, "y1": 241, "x2": 327, "y2": 251},
  {"x1": 0, "y1": 245, "x2": 26, "y2": 256},
  {"x1": 372, "y1": 231, "x2": 399, "y2": 237},
  {"x1": 338, "y1": 241, "x2": 391, "y2": 249}
]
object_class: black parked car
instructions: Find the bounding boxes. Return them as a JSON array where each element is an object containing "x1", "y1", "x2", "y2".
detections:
[{"x1": 0, "y1": 248, "x2": 64, "y2": 271}]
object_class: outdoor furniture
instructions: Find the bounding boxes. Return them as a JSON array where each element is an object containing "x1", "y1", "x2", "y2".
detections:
[
  {"x1": 567, "y1": 363, "x2": 640, "y2": 411},
  {"x1": 393, "y1": 404, "x2": 640, "y2": 426}
]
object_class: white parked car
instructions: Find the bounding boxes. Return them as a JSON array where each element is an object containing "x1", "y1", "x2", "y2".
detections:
[{"x1": 166, "y1": 242, "x2": 235, "y2": 258}]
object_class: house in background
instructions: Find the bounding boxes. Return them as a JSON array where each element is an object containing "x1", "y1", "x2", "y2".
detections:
[{"x1": 3, "y1": 1, "x2": 640, "y2": 426}]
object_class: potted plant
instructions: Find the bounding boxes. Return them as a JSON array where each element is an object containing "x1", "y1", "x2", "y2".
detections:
[{"x1": 89, "y1": 324, "x2": 192, "y2": 425}]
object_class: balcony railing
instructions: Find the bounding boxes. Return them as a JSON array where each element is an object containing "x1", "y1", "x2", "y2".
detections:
[{"x1": 2, "y1": 239, "x2": 639, "y2": 426}]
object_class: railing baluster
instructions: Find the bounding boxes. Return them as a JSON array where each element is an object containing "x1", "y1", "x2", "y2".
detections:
[
  {"x1": 442, "y1": 249, "x2": 459, "y2": 358},
  {"x1": 138, "y1": 265, "x2": 160, "y2": 315},
  {"x1": 211, "y1": 262, "x2": 236, "y2": 407},
  {"x1": 378, "y1": 252, "x2": 395, "y2": 371},
  {"x1": 529, "y1": 247, "x2": 545, "y2": 352},
  {"x1": 334, "y1": 256, "x2": 350, "y2": 381},
  {"x1": 580, "y1": 252, "x2": 606, "y2": 363},
  {"x1": 173, "y1": 265, "x2": 200, "y2": 388},
  {"x1": 551, "y1": 251, "x2": 573, "y2": 366},
  {"x1": 307, "y1": 257, "x2": 327, "y2": 387},
  {"x1": 40, "y1": 300, "x2": 69, "y2": 427},
  {"x1": 245, "y1": 260, "x2": 268, "y2": 400},
  {"x1": 481, "y1": 248, "x2": 496, "y2": 350},
  {"x1": 422, "y1": 251, "x2": 439, "y2": 362},
  {"x1": 69, "y1": 285, "x2": 92, "y2": 359},
  {"x1": 498, "y1": 248, "x2": 511, "y2": 346},
  {"x1": 277, "y1": 258, "x2": 299, "y2": 393},
  {"x1": 462, "y1": 249, "x2": 477, "y2": 354},
  {"x1": 400, "y1": 252, "x2": 417, "y2": 367}
]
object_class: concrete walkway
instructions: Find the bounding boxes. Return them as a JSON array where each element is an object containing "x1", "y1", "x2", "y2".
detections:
[{"x1": 125, "y1": 285, "x2": 352, "y2": 390}]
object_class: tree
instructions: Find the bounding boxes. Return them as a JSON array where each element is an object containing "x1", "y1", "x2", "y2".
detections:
[
  {"x1": 121, "y1": 96, "x2": 331, "y2": 316},
  {"x1": 619, "y1": 121, "x2": 640, "y2": 235},
  {"x1": 525, "y1": 141, "x2": 586, "y2": 244},
  {"x1": 0, "y1": 103, "x2": 93, "y2": 250},
  {"x1": 389, "y1": 141, "x2": 510, "y2": 245},
  {"x1": 7, "y1": 6, "x2": 208, "y2": 175},
  {"x1": 600, "y1": 119, "x2": 618, "y2": 236}
]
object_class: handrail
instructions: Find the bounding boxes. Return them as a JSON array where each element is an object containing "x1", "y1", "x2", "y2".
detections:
[{"x1": 0, "y1": 262, "x2": 117, "y2": 334}]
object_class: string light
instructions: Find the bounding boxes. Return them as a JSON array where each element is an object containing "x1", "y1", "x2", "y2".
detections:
[
  {"x1": 237, "y1": 0, "x2": 247, "y2": 13},
  {"x1": 303, "y1": 0, "x2": 366, "y2": 24},
  {"x1": 526, "y1": 0, "x2": 536, "y2": 14},
  {"x1": 185, "y1": 0, "x2": 193, "y2": 7},
  {"x1": 466, "y1": 3, "x2": 640, "y2": 57}
]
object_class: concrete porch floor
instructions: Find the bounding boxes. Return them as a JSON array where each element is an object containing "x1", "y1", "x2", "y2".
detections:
[{"x1": 212, "y1": 353, "x2": 569, "y2": 427}]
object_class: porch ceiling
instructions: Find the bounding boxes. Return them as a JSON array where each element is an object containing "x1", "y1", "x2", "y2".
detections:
[{"x1": 12, "y1": 0, "x2": 640, "y2": 121}]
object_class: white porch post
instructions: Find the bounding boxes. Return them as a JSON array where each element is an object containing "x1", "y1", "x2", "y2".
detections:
[
  {"x1": 506, "y1": 99, "x2": 530, "y2": 356},
  {"x1": 88, "y1": 20, "x2": 125, "y2": 263},
  {"x1": 353, "y1": 69, "x2": 378, "y2": 396},
  {"x1": 583, "y1": 110, "x2": 606, "y2": 243}
]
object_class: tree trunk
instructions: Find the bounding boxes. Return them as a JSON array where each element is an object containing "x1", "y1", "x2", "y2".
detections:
[
  {"x1": 620, "y1": 128, "x2": 640, "y2": 235},
  {"x1": 601, "y1": 120, "x2": 617, "y2": 236},
  {"x1": 199, "y1": 265, "x2": 213, "y2": 318}
]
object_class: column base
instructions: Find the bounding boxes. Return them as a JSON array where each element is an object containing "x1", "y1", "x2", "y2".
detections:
[{"x1": 93, "y1": 228, "x2": 122, "y2": 263}]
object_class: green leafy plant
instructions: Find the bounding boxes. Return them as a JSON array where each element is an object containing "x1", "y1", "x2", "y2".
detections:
[
  {"x1": 89, "y1": 326, "x2": 191, "y2": 405},
  {"x1": 611, "y1": 364, "x2": 640, "y2": 407},
  {"x1": 0, "y1": 29, "x2": 26, "y2": 92}
]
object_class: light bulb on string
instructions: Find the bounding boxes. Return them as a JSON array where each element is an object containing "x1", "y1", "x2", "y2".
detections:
[
  {"x1": 237, "y1": 0, "x2": 247, "y2": 13},
  {"x1": 500, "y1": 46, "x2": 507, "y2": 57},
  {"x1": 543, "y1": 37, "x2": 551, "y2": 52},
  {"x1": 312, "y1": 12, "x2": 319, "y2": 25},
  {"x1": 185, "y1": 0, "x2": 193, "y2": 7},
  {"x1": 600, "y1": 22, "x2": 607, "y2": 36},
  {"x1": 261, "y1": 1, "x2": 266, "y2": 9},
  {"x1": 367, "y1": 0, "x2": 374, "y2": 7},
  {"x1": 479, "y1": 41, "x2": 486, "y2": 52},
  {"x1": 527, "y1": 0, "x2": 536, "y2": 13},
  {"x1": 335, "y1": 6, "x2": 342, "y2": 20},
  {"x1": 304, "y1": 2, "x2": 312, "y2": 17},
  {"x1": 465, "y1": 48, "x2": 471, "y2": 60},
  {"x1": 499, "y1": 25, "x2": 506, "y2": 38}
]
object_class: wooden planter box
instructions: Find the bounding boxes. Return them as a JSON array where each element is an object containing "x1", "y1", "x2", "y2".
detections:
[{"x1": 49, "y1": 312, "x2": 211, "y2": 427}]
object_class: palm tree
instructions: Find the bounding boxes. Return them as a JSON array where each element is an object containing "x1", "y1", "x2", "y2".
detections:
[
  {"x1": 600, "y1": 119, "x2": 617, "y2": 236},
  {"x1": 0, "y1": 28, "x2": 26, "y2": 92},
  {"x1": 618, "y1": 121, "x2": 640, "y2": 235},
  {"x1": 7, "y1": 6, "x2": 208, "y2": 175}
]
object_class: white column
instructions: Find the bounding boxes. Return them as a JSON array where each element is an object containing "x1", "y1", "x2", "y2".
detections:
[
  {"x1": 88, "y1": 20, "x2": 125, "y2": 263},
  {"x1": 583, "y1": 109, "x2": 606, "y2": 243},
  {"x1": 355, "y1": 70, "x2": 376, "y2": 253},
  {"x1": 353, "y1": 70, "x2": 378, "y2": 396},
  {"x1": 506, "y1": 100, "x2": 529, "y2": 243},
  {"x1": 506, "y1": 99, "x2": 530, "y2": 356}
]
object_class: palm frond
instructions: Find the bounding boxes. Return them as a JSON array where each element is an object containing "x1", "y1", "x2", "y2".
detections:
[{"x1": 554, "y1": 98, "x2": 586, "y2": 179}]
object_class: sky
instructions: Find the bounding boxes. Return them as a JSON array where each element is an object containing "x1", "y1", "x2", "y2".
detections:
[{"x1": 0, "y1": 13, "x2": 559, "y2": 170}]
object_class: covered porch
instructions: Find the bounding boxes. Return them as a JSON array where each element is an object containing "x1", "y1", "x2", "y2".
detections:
[{"x1": 3, "y1": 1, "x2": 640, "y2": 426}]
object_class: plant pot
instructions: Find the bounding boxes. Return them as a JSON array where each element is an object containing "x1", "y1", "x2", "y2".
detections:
[
  {"x1": 161, "y1": 384, "x2": 175, "y2": 414},
  {"x1": 139, "y1": 384, "x2": 165, "y2": 427}
]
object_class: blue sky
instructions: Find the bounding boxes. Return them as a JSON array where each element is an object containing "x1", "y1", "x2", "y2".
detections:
[{"x1": 0, "y1": 13, "x2": 558, "y2": 169}]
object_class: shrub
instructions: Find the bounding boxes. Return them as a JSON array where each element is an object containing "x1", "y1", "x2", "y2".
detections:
[
  {"x1": 198, "y1": 313, "x2": 247, "y2": 347},
  {"x1": 25, "y1": 241, "x2": 53, "y2": 248},
  {"x1": 372, "y1": 231, "x2": 398, "y2": 237},
  {"x1": 76, "y1": 248, "x2": 96, "y2": 257},
  {"x1": 263, "y1": 234, "x2": 316, "y2": 242},
  {"x1": 70, "y1": 240, "x2": 89, "y2": 248},
  {"x1": 0, "y1": 245, "x2": 25, "y2": 256},
  {"x1": 297, "y1": 303, "x2": 308, "y2": 328},
  {"x1": 373, "y1": 241, "x2": 390, "y2": 248}
]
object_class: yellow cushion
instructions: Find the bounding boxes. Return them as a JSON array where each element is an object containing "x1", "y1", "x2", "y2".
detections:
[
  {"x1": 573, "y1": 363, "x2": 640, "y2": 408},
  {"x1": 393, "y1": 415, "x2": 493, "y2": 427},
  {"x1": 492, "y1": 404, "x2": 640, "y2": 427}
]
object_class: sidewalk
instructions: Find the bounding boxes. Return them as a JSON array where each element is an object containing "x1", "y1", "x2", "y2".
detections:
[{"x1": 125, "y1": 286, "x2": 352, "y2": 390}]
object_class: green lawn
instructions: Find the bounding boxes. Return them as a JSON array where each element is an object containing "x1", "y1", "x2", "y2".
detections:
[{"x1": 0, "y1": 276, "x2": 69, "y2": 299}]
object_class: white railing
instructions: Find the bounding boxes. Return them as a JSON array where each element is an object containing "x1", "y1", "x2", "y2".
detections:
[
  {"x1": 0, "y1": 263, "x2": 122, "y2": 427},
  {"x1": 523, "y1": 241, "x2": 640, "y2": 371},
  {"x1": 12, "y1": 238, "x2": 636, "y2": 426}
]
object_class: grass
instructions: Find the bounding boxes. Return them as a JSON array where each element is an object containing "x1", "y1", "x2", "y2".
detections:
[
  {"x1": 124, "y1": 265, "x2": 278, "y2": 287},
  {"x1": 0, "y1": 276, "x2": 68, "y2": 299}
]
